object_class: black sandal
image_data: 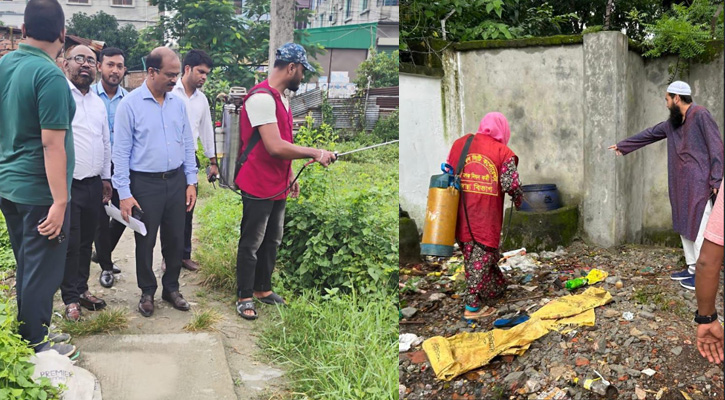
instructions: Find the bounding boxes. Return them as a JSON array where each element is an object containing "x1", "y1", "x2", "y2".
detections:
[
  {"x1": 236, "y1": 300, "x2": 258, "y2": 320},
  {"x1": 256, "y1": 292, "x2": 286, "y2": 305}
]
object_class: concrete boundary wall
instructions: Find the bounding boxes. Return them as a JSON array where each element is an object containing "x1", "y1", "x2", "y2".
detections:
[{"x1": 400, "y1": 31, "x2": 724, "y2": 248}]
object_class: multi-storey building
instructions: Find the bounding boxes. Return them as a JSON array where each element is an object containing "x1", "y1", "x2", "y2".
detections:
[{"x1": 0, "y1": 0, "x2": 160, "y2": 31}]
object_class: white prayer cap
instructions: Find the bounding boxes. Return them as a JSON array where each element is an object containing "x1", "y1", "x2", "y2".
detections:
[{"x1": 667, "y1": 81, "x2": 691, "y2": 96}]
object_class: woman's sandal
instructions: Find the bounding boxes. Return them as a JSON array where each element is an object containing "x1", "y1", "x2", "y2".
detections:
[
  {"x1": 236, "y1": 300, "x2": 258, "y2": 320},
  {"x1": 462, "y1": 305, "x2": 495, "y2": 321}
]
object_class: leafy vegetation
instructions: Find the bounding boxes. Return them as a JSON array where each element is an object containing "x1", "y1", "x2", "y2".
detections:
[
  {"x1": 258, "y1": 288, "x2": 397, "y2": 399},
  {"x1": 401, "y1": 0, "x2": 724, "y2": 68},
  {"x1": 0, "y1": 283, "x2": 61, "y2": 399},
  {"x1": 0, "y1": 214, "x2": 14, "y2": 271},
  {"x1": 353, "y1": 50, "x2": 400, "y2": 90},
  {"x1": 183, "y1": 309, "x2": 223, "y2": 332}
]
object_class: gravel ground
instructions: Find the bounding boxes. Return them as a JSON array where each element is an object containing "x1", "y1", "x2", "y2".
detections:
[{"x1": 399, "y1": 241, "x2": 724, "y2": 400}]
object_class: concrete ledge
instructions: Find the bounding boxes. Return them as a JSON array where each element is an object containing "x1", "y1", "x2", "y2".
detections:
[
  {"x1": 454, "y1": 35, "x2": 583, "y2": 52},
  {"x1": 502, "y1": 205, "x2": 579, "y2": 251},
  {"x1": 642, "y1": 228, "x2": 682, "y2": 248},
  {"x1": 400, "y1": 63, "x2": 445, "y2": 78}
]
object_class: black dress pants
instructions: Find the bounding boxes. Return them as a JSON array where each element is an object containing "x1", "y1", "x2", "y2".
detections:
[
  {"x1": 94, "y1": 163, "x2": 125, "y2": 272},
  {"x1": 130, "y1": 167, "x2": 186, "y2": 296},
  {"x1": 61, "y1": 176, "x2": 102, "y2": 305},
  {"x1": 0, "y1": 197, "x2": 70, "y2": 346}
]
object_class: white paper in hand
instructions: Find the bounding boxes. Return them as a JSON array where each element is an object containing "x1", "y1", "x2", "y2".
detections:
[{"x1": 104, "y1": 203, "x2": 147, "y2": 236}]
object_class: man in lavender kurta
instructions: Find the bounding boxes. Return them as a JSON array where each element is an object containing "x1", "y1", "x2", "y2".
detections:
[{"x1": 609, "y1": 81, "x2": 723, "y2": 291}]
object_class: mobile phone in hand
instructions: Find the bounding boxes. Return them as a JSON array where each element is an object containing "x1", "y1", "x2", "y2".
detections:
[
  {"x1": 37, "y1": 216, "x2": 66, "y2": 244},
  {"x1": 131, "y1": 206, "x2": 144, "y2": 221}
]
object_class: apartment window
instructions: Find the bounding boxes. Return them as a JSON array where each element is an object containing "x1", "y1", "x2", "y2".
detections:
[
  {"x1": 345, "y1": 0, "x2": 352, "y2": 18},
  {"x1": 67, "y1": 0, "x2": 90, "y2": 4},
  {"x1": 361, "y1": 0, "x2": 368, "y2": 11},
  {"x1": 233, "y1": 0, "x2": 243, "y2": 15},
  {"x1": 377, "y1": 0, "x2": 398, "y2": 5},
  {"x1": 111, "y1": 0, "x2": 133, "y2": 5}
]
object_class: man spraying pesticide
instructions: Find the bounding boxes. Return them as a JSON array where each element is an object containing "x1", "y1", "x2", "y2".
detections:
[{"x1": 204, "y1": 43, "x2": 399, "y2": 320}]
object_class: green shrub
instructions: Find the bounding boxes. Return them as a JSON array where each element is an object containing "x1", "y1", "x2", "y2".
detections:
[
  {"x1": 0, "y1": 284, "x2": 61, "y2": 399},
  {"x1": 258, "y1": 288, "x2": 397, "y2": 399},
  {"x1": 0, "y1": 213, "x2": 15, "y2": 271},
  {"x1": 279, "y1": 159, "x2": 398, "y2": 294}
]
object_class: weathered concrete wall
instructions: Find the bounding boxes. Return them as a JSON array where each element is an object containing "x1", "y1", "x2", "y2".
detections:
[
  {"x1": 400, "y1": 31, "x2": 724, "y2": 247},
  {"x1": 399, "y1": 73, "x2": 448, "y2": 225},
  {"x1": 456, "y1": 45, "x2": 585, "y2": 209}
]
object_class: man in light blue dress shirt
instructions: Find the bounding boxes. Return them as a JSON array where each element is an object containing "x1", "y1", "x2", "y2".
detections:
[
  {"x1": 112, "y1": 46, "x2": 198, "y2": 317},
  {"x1": 91, "y1": 47, "x2": 129, "y2": 287}
]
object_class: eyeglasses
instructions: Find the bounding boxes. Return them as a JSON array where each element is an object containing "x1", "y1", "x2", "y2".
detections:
[
  {"x1": 66, "y1": 55, "x2": 97, "y2": 66},
  {"x1": 152, "y1": 67, "x2": 179, "y2": 79}
]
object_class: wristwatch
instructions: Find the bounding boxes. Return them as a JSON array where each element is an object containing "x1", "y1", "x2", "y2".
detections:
[{"x1": 694, "y1": 310, "x2": 718, "y2": 324}]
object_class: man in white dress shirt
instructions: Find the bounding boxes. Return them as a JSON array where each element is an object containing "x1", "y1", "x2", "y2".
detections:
[
  {"x1": 60, "y1": 45, "x2": 111, "y2": 321},
  {"x1": 165, "y1": 49, "x2": 216, "y2": 272}
]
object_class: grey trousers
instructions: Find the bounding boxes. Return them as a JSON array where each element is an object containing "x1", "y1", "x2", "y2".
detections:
[{"x1": 235, "y1": 196, "x2": 286, "y2": 298}]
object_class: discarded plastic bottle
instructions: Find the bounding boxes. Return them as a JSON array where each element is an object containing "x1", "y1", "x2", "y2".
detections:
[
  {"x1": 572, "y1": 377, "x2": 618, "y2": 398},
  {"x1": 565, "y1": 277, "x2": 588, "y2": 290}
]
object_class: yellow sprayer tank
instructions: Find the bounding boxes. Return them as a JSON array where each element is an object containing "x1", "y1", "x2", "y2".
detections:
[{"x1": 421, "y1": 169, "x2": 460, "y2": 257}]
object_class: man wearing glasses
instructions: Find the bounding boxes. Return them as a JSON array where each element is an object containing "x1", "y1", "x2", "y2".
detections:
[
  {"x1": 0, "y1": 0, "x2": 76, "y2": 356},
  {"x1": 112, "y1": 47, "x2": 198, "y2": 317},
  {"x1": 91, "y1": 47, "x2": 129, "y2": 288},
  {"x1": 58, "y1": 45, "x2": 111, "y2": 321}
]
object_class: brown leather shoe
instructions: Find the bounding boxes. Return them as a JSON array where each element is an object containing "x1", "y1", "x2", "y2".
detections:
[
  {"x1": 181, "y1": 259, "x2": 199, "y2": 271},
  {"x1": 65, "y1": 303, "x2": 81, "y2": 321},
  {"x1": 162, "y1": 290, "x2": 190, "y2": 311},
  {"x1": 79, "y1": 291, "x2": 107, "y2": 311},
  {"x1": 138, "y1": 294, "x2": 154, "y2": 317}
]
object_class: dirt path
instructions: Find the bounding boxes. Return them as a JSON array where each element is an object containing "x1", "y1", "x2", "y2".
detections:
[{"x1": 52, "y1": 198, "x2": 286, "y2": 399}]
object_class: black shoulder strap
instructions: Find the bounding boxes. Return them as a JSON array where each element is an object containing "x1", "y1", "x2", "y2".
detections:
[
  {"x1": 456, "y1": 134, "x2": 475, "y2": 176},
  {"x1": 238, "y1": 87, "x2": 275, "y2": 165}
]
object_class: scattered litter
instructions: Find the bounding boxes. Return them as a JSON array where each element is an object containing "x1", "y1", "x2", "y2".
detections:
[
  {"x1": 30, "y1": 350, "x2": 101, "y2": 400},
  {"x1": 635, "y1": 386, "x2": 647, "y2": 400},
  {"x1": 502, "y1": 247, "x2": 527, "y2": 258},
  {"x1": 615, "y1": 280, "x2": 623, "y2": 289},
  {"x1": 656, "y1": 388, "x2": 667, "y2": 399},
  {"x1": 521, "y1": 274, "x2": 534, "y2": 284},
  {"x1": 539, "y1": 245, "x2": 567, "y2": 259},
  {"x1": 499, "y1": 249, "x2": 538, "y2": 272},
  {"x1": 642, "y1": 368, "x2": 657, "y2": 377},
  {"x1": 399, "y1": 333, "x2": 424, "y2": 352},
  {"x1": 521, "y1": 285, "x2": 538, "y2": 292},
  {"x1": 622, "y1": 312, "x2": 634, "y2": 321},
  {"x1": 680, "y1": 391, "x2": 693, "y2": 400},
  {"x1": 399, "y1": 384, "x2": 406, "y2": 399},
  {"x1": 536, "y1": 387, "x2": 569, "y2": 400}
]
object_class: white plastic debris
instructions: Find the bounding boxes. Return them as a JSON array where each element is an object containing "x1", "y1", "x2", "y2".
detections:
[
  {"x1": 429, "y1": 292, "x2": 447, "y2": 301},
  {"x1": 622, "y1": 312, "x2": 635, "y2": 321},
  {"x1": 502, "y1": 248, "x2": 527, "y2": 258},
  {"x1": 399, "y1": 333, "x2": 424, "y2": 353},
  {"x1": 540, "y1": 245, "x2": 567, "y2": 259},
  {"x1": 30, "y1": 350, "x2": 102, "y2": 400},
  {"x1": 499, "y1": 248, "x2": 538, "y2": 272},
  {"x1": 642, "y1": 368, "x2": 656, "y2": 377}
]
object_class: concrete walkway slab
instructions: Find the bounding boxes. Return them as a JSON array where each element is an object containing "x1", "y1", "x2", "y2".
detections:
[{"x1": 76, "y1": 333, "x2": 236, "y2": 400}]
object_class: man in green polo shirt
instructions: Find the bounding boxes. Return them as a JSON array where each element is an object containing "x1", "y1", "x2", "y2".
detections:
[{"x1": 0, "y1": 0, "x2": 76, "y2": 356}]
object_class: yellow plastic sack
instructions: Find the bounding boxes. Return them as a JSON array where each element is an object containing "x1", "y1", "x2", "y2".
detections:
[{"x1": 423, "y1": 287, "x2": 612, "y2": 381}]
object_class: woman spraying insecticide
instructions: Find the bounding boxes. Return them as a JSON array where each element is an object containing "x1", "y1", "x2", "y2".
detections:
[{"x1": 446, "y1": 112, "x2": 524, "y2": 321}]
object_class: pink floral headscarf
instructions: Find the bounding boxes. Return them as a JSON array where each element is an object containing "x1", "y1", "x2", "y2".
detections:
[{"x1": 476, "y1": 112, "x2": 511, "y2": 146}]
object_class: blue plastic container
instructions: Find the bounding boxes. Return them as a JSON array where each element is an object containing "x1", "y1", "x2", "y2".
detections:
[{"x1": 519, "y1": 184, "x2": 562, "y2": 212}]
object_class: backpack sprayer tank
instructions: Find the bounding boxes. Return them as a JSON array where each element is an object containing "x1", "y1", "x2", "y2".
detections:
[
  {"x1": 420, "y1": 164, "x2": 460, "y2": 257},
  {"x1": 216, "y1": 87, "x2": 247, "y2": 190}
]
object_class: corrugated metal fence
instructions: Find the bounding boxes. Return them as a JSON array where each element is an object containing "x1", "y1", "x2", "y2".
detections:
[{"x1": 291, "y1": 86, "x2": 398, "y2": 130}]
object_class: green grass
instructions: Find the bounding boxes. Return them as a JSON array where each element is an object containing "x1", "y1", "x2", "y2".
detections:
[
  {"x1": 0, "y1": 213, "x2": 15, "y2": 272},
  {"x1": 258, "y1": 289, "x2": 397, "y2": 399},
  {"x1": 183, "y1": 309, "x2": 223, "y2": 332},
  {"x1": 59, "y1": 307, "x2": 128, "y2": 337}
]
